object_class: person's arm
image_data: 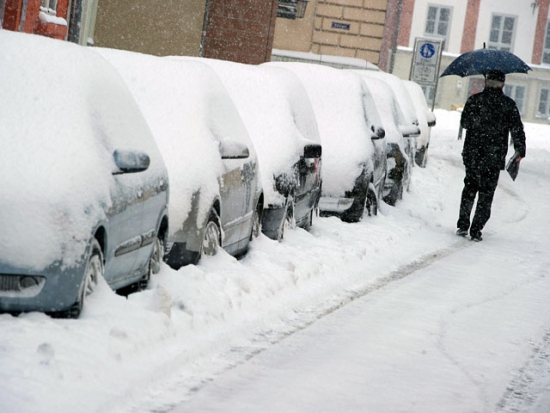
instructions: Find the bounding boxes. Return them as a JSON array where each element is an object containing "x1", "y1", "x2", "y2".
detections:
[
  {"x1": 460, "y1": 96, "x2": 478, "y2": 130},
  {"x1": 509, "y1": 102, "x2": 526, "y2": 161}
]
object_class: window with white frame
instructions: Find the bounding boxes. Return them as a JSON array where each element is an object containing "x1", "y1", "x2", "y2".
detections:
[
  {"x1": 537, "y1": 87, "x2": 550, "y2": 118},
  {"x1": 488, "y1": 14, "x2": 516, "y2": 52},
  {"x1": 424, "y1": 5, "x2": 452, "y2": 49},
  {"x1": 543, "y1": 21, "x2": 550, "y2": 64},
  {"x1": 40, "y1": 0, "x2": 57, "y2": 15},
  {"x1": 504, "y1": 84, "x2": 526, "y2": 115}
]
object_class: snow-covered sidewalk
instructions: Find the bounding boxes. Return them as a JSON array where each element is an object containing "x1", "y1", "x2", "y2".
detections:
[{"x1": 1, "y1": 110, "x2": 550, "y2": 413}]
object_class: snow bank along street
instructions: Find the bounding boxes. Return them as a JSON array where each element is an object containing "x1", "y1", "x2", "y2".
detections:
[{"x1": 2, "y1": 110, "x2": 550, "y2": 413}]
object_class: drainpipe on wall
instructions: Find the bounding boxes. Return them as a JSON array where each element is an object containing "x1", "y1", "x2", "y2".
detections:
[
  {"x1": 388, "y1": 0, "x2": 403, "y2": 74},
  {"x1": 200, "y1": 0, "x2": 212, "y2": 57}
]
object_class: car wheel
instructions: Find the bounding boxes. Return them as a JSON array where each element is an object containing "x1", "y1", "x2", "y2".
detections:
[
  {"x1": 303, "y1": 209, "x2": 313, "y2": 231},
  {"x1": 383, "y1": 181, "x2": 402, "y2": 206},
  {"x1": 136, "y1": 234, "x2": 164, "y2": 291},
  {"x1": 249, "y1": 204, "x2": 262, "y2": 241},
  {"x1": 149, "y1": 234, "x2": 164, "y2": 275},
  {"x1": 202, "y1": 210, "x2": 221, "y2": 257},
  {"x1": 57, "y1": 238, "x2": 103, "y2": 319},
  {"x1": 365, "y1": 182, "x2": 378, "y2": 217},
  {"x1": 277, "y1": 197, "x2": 295, "y2": 242}
]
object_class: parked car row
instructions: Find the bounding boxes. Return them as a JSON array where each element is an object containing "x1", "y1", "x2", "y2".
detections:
[{"x1": 0, "y1": 32, "x2": 435, "y2": 318}]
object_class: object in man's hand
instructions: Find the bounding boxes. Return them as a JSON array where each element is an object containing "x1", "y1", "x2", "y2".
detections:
[{"x1": 506, "y1": 152, "x2": 521, "y2": 181}]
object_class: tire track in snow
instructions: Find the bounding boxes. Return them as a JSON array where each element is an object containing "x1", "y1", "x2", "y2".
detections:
[
  {"x1": 434, "y1": 250, "x2": 550, "y2": 413},
  {"x1": 125, "y1": 237, "x2": 474, "y2": 413},
  {"x1": 496, "y1": 328, "x2": 550, "y2": 413},
  {"x1": 183, "y1": 238, "x2": 474, "y2": 397}
]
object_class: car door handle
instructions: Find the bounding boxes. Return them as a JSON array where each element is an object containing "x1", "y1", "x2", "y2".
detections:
[{"x1": 159, "y1": 179, "x2": 167, "y2": 191}]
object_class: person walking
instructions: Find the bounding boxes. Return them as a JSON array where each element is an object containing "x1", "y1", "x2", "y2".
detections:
[{"x1": 456, "y1": 70, "x2": 526, "y2": 242}]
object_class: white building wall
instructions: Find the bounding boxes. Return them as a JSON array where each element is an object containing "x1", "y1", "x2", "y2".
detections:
[
  {"x1": 475, "y1": 0, "x2": 538, "y2": 63},
  {"x1": 408, "y1": 0, "x2": 467, "y2": 53}
]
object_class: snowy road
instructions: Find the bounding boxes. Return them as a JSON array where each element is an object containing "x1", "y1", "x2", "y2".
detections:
[
  {"x1": 172, "y1": 225, "x2": 550, "y2": 413},
  {"x1": 2, "y1": 110, "x2": 550, "y2": 413}
]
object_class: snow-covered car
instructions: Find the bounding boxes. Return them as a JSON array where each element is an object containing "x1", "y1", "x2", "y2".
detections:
[
  {"x1": 271, "y1": 62, "x2": 387, "y2": 221},
  {"x1": 95, "y1": 49, "x2": 263, "y2": 269},
  {"x1": 403, "y1": 80, "x2": 437, "y2": 167},
  {"x1": 0, "y1": 32, "x2": 170, "y2": 317},
  {"x1": 355, "y1": 74, "x2": 420, "y2": 206},
  {"x1": 198, "y1": 58, "x2": 322, "y2": 240},
  {"x1": 352, "y1": 70, "x2": 421, "y2": 171}
]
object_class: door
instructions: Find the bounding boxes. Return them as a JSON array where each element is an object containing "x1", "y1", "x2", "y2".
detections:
[
  {"x1": 218, "y1": 157, "x2": 253, "y2": 251},
  {"x1": 103, "y1": 176, "x2": 143, "y2": 285}
]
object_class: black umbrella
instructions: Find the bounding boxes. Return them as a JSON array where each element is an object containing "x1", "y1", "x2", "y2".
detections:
[{"x1": 440, "y1": 46, "x2": 531, "y2": 78}]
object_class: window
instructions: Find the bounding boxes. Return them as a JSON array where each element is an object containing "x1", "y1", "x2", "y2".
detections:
[
  {"x1": 537, "y1": 87, "x2": 550, "y2": 118},
  {"x1": 543, "y1": 21, "x2": 550, "y2": 64},
  {"x1": 40, "y1": 0, "x2": 57, "y2": 15},
  {"x1": 488, "y1": 14, "x2": 516, "y2": 52},
  {"x1": 504, "y1": 84, "x2": 526, "y2": 115},
  {"x1": 277, "y1": 0, "x2": 309, "y2": 20},
  {"x1": 424, "y1": 5, "x2": 451, "y2": 49}
]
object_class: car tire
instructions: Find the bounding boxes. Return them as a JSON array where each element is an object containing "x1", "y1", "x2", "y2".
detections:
[
  {"x1": 249, "y1": 204, "x2": 262, "y2": 241},
  {"x1": 342, "y1": 184, "x2": 368, "y2": 223},
  {"x1": 277, "y1": 197, "x2": 295, "y2": 242},
  {"x1": 135, "y1": 233, "x2": 164, "y2": 291},
  {"x1": 56, "y1": 238, "x2": 103, "y2": 319},
  {"x1": 365, "y1": 182, "x2": 378, "y2": 217},
  {"x1": 201, "y1": 210, "x2": 221, "y2": 257},
  {"x1": 303, "y1": 209, "x2": 313, "y2": 231},
  {"x1": 383, "y1": 181, "x2": 402, "y2": 207}
]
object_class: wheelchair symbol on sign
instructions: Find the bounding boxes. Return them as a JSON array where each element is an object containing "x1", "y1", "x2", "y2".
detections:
[{"x1": 419, "y1": 43, "x2": 435, "y2": 59}]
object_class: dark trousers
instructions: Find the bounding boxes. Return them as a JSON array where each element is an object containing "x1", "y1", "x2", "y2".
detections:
[{"x1": 457, "y1": 166, "x2": 500, "y2": 236}]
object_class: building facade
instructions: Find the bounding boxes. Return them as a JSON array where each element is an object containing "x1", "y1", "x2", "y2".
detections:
[
  {"x1": 1, "y1": 0, "x2": 98, "y2": 45},
  {"x1": 392, "y1": 0, "x2": 550, "y2": 123},
  {"x1": 272, "y1": 0, "x2": 395, "y2": 68},
  {"x1": 94, "y1": 0, "x2": 278, "y2": 65}
]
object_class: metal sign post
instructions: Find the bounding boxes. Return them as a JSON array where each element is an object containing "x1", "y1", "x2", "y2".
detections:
[{"x1": 409, "y1": 38, "x2": 444, "y2": 111}]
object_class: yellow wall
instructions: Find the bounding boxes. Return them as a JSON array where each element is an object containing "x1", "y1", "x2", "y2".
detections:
[{"x1": 94, "y1": 0, "x2": 206, "y2": 56}]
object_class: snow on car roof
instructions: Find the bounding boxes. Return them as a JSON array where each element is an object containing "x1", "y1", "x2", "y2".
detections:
[
  {"x1": 193, "y1": 58, "x2": 320, "y2": 204},
  {"x1": 95, "y1": 48, "x2": 255, "y2": 231},
  {"x1": 267, "y1": 62, "x2": 377, "y2": 196},
  {"x1": 352, "y1": 70, "x2": 419, "y2": 127},
  {"x1": 355, "y1": 75, "x2": 408, "y2": 147},
  {"x1": 0, "y1": 31, "x2": 162, "y2": 271},
  {"x1": 403, "y1": 80, "x2": 434, "y2": 147}
]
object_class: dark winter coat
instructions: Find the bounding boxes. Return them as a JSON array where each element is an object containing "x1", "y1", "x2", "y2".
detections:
[{"x1": 461, "y1": 87, "x2": 526, "y2": 170}]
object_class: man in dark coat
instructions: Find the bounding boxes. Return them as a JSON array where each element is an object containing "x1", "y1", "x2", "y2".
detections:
[{"x1": 457, "y1": 70, "x2": 526, "y2": 241}]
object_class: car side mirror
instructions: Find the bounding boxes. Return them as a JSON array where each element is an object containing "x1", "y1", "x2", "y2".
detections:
[
  {"x1": 112, "y1": 149, "x2": 150, "y2": 174},
  {"x1": 219, "y1": 140, "x2": 250, "y2": 159},
  {"x1": 399, "y1": 125, "x2": 421, "y2": 138},
  {"x1": 303, "y1": 143, "x2": 322, "y2": 159},
  {"x1": 427, "y1": 112, "x2": 437, "y2": 127},
  {"x1": 371, "y1": 125, "x2": 385, "y2": 140}
]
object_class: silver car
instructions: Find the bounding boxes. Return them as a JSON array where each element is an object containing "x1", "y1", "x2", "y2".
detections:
[
  {"x1": 97, "y1": 50, "x2": 264, "y2": 269},
  {"x1": 0, "y1": 32, "x2": 169, "y2": 317}
]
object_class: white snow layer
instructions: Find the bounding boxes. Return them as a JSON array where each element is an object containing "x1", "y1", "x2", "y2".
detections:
[{"x1": 2, "y1": 109, "x2": 550, "y2": 413}]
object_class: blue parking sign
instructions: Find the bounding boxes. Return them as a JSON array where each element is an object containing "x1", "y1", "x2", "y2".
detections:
[
  {"x1": 420, "y1": 43, "x2": 435, "y2": 59},
  {"x1": 411, "y1": 38, "x2": 443, "y2": 84}
]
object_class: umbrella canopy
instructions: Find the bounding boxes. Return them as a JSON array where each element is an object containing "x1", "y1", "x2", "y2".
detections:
[{"x1": 440, "y1": 48, "x2": 531, "y2": 78}]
